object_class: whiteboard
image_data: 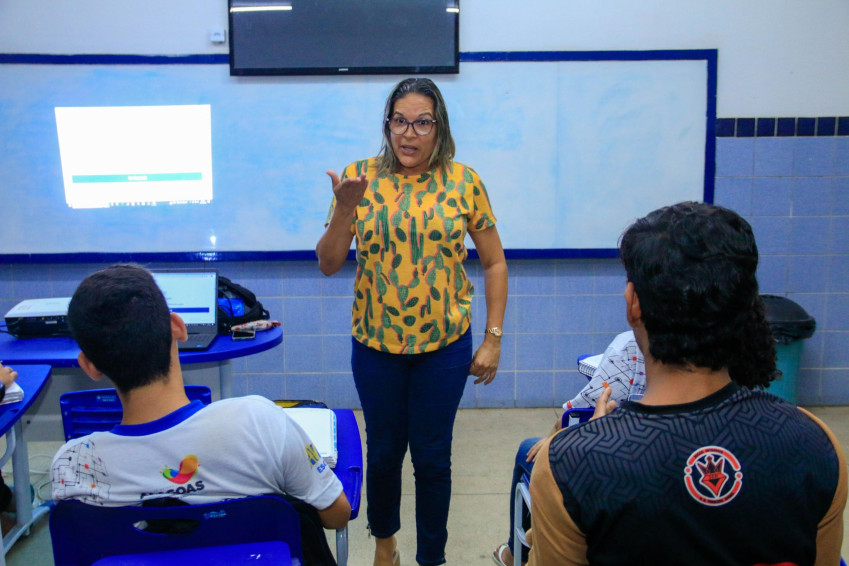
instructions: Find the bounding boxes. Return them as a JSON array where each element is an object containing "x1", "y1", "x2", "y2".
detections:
[{"x1": 0, "y1": 51, "x2": 715, "y2": 260}]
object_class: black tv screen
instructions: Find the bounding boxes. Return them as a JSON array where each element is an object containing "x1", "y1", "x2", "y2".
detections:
[{"x1": 228, "y1": 0, "x2": 460, "y2": 76}]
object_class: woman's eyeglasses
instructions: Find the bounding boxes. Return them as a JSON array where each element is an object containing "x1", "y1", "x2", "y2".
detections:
[{"x1": 386, "y1": 117, "x2": 437, "y2": 136}]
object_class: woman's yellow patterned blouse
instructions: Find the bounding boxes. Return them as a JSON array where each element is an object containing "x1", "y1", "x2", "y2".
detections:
[{"x1": 328, "y1": 158, "x2": 497, "y2": 354}]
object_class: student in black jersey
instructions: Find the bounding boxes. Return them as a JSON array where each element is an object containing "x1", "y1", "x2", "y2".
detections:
[{"x1": 527, "y1": 202, "x2": 847, "y2": 566}]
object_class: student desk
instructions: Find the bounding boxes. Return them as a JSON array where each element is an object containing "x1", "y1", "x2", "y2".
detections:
[
  {"x1": 0, "y1": 327, "x2": 282, "y2": 400},
  {"x1": 0, "y1": 364, "x2": 52, "y2": 566},
  {"x1": 328, "y1": 408, "x2": 363, "y2": 565}
]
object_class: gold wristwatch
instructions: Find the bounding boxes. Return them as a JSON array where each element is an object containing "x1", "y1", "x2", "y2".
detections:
[{"x1": 485, "y1": 326, "x2": 503, "y2": 338}]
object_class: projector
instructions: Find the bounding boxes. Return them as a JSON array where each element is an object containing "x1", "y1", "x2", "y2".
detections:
[{"x1": 4, "y1": 297, "x2": 72, "y2": 338}]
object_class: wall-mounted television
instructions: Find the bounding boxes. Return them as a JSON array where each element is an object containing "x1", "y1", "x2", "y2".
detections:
[{"x1": 228, "y1": 0, "x2": 460, "y2": 76}]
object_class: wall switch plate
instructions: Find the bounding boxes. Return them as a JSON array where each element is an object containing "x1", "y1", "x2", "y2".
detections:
[{"x1": 209, "y1": 29, "x2": 226, "y2": 44}]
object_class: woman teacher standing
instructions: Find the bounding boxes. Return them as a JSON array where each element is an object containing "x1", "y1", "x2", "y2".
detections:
[{"x1": 316, "y1": 78, "x2": 508, "y2": 566}]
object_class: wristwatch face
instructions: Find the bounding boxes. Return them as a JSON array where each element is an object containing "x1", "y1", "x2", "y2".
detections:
[{"x1": 486, "y1": 327, "x2": 503, "y2": 337}]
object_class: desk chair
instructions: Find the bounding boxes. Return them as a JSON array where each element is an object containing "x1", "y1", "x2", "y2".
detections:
[
  {"x1": 512, "y1": 354, "x2": 599, "y2": 565},
  {"x1": 512, "y1": 406, "x2": 593, "y2": 566},
  {"x1": 331, "y1": 409, "x2": 363, "y2": 566},
  {"x1": 59, "y1": 385, "x2": 212, "y2": 441},
  {"x1": 50, "y1": 495, "x2": 303, "y2": 566},
  {"x1": 276, "y1": 404, "x2": 364, "y2": 565},
  {"x1": 57, "y1": 390, "x2": 362, "y2": 566}
]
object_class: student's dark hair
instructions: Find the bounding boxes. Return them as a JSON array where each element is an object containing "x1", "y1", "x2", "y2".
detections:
[
  {"x1": 377, "y1": 77, "x2": 455, "y2": 175},
  {"x1": 619, "y1": 202, "x2": 778, "y2": 388},
  {"x1": 68, "y1": 264, "x2": 173, "y2": 393}
]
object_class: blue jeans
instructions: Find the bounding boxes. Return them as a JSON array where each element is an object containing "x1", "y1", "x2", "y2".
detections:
[
  {"x1": 352, "y1": 329, "x2": 472, "y2": 566},
  {"x1": 508, "y1": 437, "x2": 541, "y2": 563}
]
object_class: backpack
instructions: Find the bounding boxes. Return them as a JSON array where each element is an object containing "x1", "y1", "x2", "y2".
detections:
[{"x1": 216, "y1": 276, "x2": 270, "y2": 335}]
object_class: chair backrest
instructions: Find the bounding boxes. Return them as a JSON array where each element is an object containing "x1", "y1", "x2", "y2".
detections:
[
  {"x1": 561, "y1": 407, "x2": 594, "y2": 429},
  {"x1": 59, "y1": 385, "x2": 212, "y2": 441},
  {"x1": 50, "y1": 495, "x2": 304, "y2": 566},
  {"x1": 565, "y1": 353, "x2": 603, "y2": 428}
]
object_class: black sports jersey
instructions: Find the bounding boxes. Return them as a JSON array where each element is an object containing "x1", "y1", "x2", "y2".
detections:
[{"x1": 529, "y1": 383, "x2": 847, "y2": 566}]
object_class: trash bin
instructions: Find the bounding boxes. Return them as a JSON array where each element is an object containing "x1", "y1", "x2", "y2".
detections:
[{"x1": 761, "y1": 295, "x2": 816, "y2": 403}]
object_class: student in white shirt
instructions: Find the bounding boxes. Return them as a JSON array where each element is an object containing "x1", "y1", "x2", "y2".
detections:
[{"x1": 51, "y1": 264, "x2": 350, "y2": 535}]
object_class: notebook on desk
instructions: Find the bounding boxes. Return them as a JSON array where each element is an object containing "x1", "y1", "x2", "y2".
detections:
[
  {"x1": 578, "y1": 353, "x2": 603, "y2": 378},
  {"x1": 151, "y1": 269, "x2": 219, "y2": 351},
  {"x1": 281, "y1": 407, "x2": 338, "y2": 468},
  {"x1": 0, "y1": 382, "x2": 24, "y2": 405}
]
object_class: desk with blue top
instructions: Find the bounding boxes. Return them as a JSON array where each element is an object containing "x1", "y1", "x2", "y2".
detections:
[{"x1": 0, "y1": 364, "x2": 52, "y2": 566}]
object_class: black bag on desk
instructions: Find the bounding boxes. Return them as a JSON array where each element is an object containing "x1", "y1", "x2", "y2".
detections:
[{"x1": 216, "y1": 276, "x2": 270, "y2": 335}]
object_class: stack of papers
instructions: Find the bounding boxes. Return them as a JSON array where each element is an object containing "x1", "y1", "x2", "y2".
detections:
[
  {"x1": 281, "y1": 407, "x2": 338, "y2": 468},
  {"x1": 578, "y1": 354, "x2": 603, "y2": 378},
  {"x1": 1, "y1": 382, "x2": 24, "y2": 405}
]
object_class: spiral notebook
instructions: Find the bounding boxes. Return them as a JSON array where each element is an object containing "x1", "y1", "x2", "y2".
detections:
[
  {"x1": 281, "y1": 407, "x2": 338, "y2": 468},
  {"x1": 578, "y1": 354, "x2": 603, "y2": 378}
]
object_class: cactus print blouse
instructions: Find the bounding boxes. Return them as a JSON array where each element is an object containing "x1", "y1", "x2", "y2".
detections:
[{"x1": 328, "y1": 158, "x2": 497, "y2": 354}]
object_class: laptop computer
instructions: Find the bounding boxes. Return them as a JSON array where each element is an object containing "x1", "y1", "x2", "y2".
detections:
[{"x1": 151, "y1": 269, "x2": 219, "y2": 351}]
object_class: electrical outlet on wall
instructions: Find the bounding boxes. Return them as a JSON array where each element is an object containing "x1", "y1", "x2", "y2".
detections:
[{"x1": 209, "y1": 29, "x2": 226, "y2": 44}]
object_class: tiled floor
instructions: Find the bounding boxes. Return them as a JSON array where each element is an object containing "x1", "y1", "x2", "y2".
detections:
[{"x1": 5, "y1": 406, "x2": 849, "y2": 565}]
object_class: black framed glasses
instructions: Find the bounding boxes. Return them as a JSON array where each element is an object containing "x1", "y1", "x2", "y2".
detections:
[{"x1": 386, "y1": 117, "x2": 437, "y2": 136}]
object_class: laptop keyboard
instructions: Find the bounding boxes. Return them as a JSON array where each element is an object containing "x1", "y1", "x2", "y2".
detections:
[{"x1": 179, "y1": 333, "x2": 219, "y2": 350}]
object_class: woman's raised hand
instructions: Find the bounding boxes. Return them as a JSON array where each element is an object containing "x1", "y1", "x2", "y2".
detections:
[{"x1": 326, "y1": 170, "x2": 368, "y2": 212}]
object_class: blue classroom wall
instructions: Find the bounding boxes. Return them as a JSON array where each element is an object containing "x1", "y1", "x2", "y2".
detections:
[{"x1": 0, "y1": 133, "x2": 847, "y2": 407}]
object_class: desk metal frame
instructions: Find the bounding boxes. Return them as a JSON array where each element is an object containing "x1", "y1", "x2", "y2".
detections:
[{"x1": 0, "y1": 365, "x2": 52, "y2": 566}]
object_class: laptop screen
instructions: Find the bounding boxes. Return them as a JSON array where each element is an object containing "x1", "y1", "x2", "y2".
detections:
[{"x1": 150, "y1": 269, "x2": 218, "y2": 328}]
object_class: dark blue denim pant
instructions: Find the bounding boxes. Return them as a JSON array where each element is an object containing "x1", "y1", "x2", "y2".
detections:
[
  {"x1": 508, "y1": 437, "x2": 541, "y2": 563},
  {"x1": 351, "y1": 329, "x2": 471, "y2": 566}
]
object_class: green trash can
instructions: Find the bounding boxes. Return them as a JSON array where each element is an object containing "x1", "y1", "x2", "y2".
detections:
[{"x1": 761, "y1": 295, "x2": 816, "y2": 403}]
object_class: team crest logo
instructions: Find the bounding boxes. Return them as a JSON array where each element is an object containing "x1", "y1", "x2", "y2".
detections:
[{"x1": 684, "y1": 445, "x2": 742, "y2": 506}]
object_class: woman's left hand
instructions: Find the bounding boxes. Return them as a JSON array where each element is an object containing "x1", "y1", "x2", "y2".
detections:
[{"x1": 470, "y1": 338, "x2": 500, "y2": 385}]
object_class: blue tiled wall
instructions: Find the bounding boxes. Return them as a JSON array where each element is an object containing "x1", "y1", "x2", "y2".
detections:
[
  {"x1": 1, "y1": 134, "x2": 847, "y2": 407},
  {"x1": 715, "y1": 134, "x2": 849, "y2": 405}
]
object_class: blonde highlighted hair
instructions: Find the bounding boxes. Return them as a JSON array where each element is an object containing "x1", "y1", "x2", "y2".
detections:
[{"x1": 376, "y1": 78, "x2": 455, "y2": 176}]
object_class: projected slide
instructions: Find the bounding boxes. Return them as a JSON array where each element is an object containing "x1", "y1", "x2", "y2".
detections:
[{"x1": 54, "y1": 105, "x2": 213, "y2": 209}]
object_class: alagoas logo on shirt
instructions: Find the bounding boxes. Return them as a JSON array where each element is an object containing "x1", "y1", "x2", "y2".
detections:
[
  {"x1": 684, "y1": 445, "x2": 743, "y2": 506},
  {"x1": 139, "y1": 455, "x2": 205, "y2": 499},
  {"x1": 162, "y1": 455, "x2": 199, "y2": 485}
]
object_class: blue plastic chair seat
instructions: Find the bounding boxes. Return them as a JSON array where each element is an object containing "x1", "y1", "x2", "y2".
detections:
[
  {"x1": 561, "y1": 406, "x2": 594, "y2": 428},
  {"x1": 51, "y1": 495, "x2": 304, "y2": 566},
  {"x1": 91, "y1": 541, "x2": 293, "y2": 565}
]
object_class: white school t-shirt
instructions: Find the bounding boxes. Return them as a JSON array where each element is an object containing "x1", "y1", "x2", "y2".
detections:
[{"x1": 51, "y1": 395, "x2": 343, "y2": 510}]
